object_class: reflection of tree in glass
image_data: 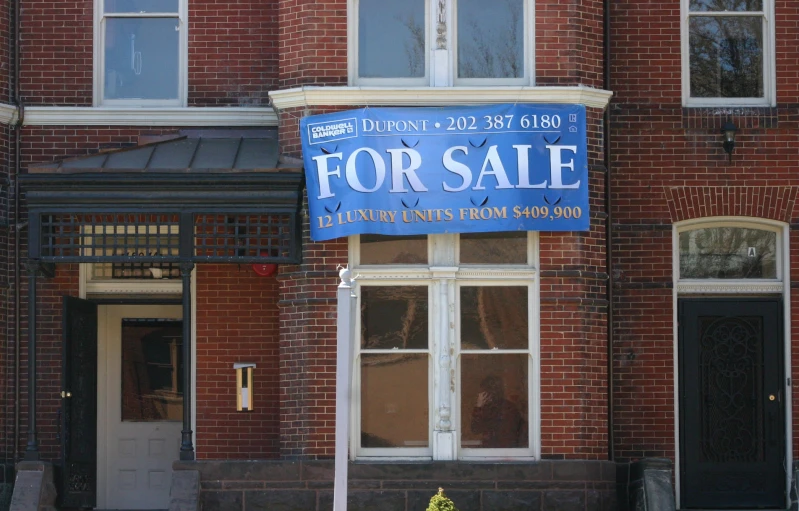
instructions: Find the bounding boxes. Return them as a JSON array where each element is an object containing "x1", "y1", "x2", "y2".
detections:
[
  {"x1": 397, "y1": 13, "x2": 425, "y2": 78},
  {"x1": 680, "y1": 227, "x2": 776, "y2": 279},
  {"x1": 689, "y1": 9, "x2": 763, "y2": 97},
  {"x1": 361, "y1": 287, "x2": 428, "y2": 350},
  {"x1": 459, "y1": 0, "x2": 522, "y2": 79}
]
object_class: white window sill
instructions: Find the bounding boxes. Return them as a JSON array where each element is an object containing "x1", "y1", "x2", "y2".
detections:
[
  {"x1": 268, "y1": 85, "x2": 613, "y2": 110},
  {"x1": 0, "y1": 105, "x2": 278, "y2": 126}
]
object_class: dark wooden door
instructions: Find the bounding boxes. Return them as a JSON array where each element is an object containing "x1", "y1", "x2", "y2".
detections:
[
  {"x1": 59, "y1": 296, "x2": 98, "y2": 508},
  {"x1": 679, "y1": 298, "x2": 785, "y2": 509}
]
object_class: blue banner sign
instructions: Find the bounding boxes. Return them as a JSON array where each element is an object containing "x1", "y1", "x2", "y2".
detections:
[{"x1": 300, "y1": 103, "x2": 588, "y2": 241}]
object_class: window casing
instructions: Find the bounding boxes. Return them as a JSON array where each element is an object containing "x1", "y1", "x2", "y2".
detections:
[
  {"x1": 352, "y1": 232, "x2": 539, "y2": 459},
  {"x1": 95, "y1": 0, "x2": 188, "y2": 106},
  {"x1": 681, "y1": 0, "x2": 775, "y2": 107},
  {"x1": 350, "y1": 0, "x2": 534, "y2": 86}
]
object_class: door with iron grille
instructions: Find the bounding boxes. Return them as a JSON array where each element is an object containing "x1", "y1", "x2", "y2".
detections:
[
  {"x1": 59, "y1": 296, "x2": 98, "y2": 508},
  {"x1": 679, "y1": 298, "x2": 785, "y2": 509}
]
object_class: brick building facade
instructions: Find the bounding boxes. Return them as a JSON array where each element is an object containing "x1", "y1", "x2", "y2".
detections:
[{"x1": 0, "y1": 0, "x2": 793, "y2": 510}]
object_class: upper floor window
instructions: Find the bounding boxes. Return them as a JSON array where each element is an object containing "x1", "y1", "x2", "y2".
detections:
[
  {"x1": 351, "y1": 0, "x2": 532, "y2": 86},
  {"x1": 682, "y1": 0, "x2": 774, "y2": 106},
  {"x1": 96, "y1": 0, "x2": 187, "y2": 106}
]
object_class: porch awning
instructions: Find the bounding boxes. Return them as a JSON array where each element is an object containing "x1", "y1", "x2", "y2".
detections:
[{"x1": 20, "y1": 132, "x2": 305, "y2": 265}]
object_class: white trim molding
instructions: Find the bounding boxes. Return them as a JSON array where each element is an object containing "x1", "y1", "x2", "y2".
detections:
[
  {"x1": 268, "y1": 86, "x2": 613, "y2": 110},
  {"x1": 19, "y1": 106, "x2": 277, "y2": 126},
  {"x1": 675, "y1": 281, "x2": 783, "y2": 295}
]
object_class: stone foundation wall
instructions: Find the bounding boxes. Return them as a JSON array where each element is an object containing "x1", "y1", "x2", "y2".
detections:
[{"x1": 174, "y1": 459, "x2": 617, "y2": 511}]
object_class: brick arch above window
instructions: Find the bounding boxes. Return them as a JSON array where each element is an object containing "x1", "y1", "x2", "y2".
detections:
[{"x1": 666, "y1": 186, "x2": 799, "y2": 224}]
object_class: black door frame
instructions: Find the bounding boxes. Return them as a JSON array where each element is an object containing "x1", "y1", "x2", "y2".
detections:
[{"x1": 678, "y1": 297, "x2": 787, "y2": 509}]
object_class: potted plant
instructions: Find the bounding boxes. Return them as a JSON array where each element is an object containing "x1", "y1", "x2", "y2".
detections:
[{"x1": 427, "y1": 487, "x2": 459, "y2": 511}]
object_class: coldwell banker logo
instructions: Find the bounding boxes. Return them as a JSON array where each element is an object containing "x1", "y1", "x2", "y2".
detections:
[{"x1": 307, "y1": 117, "x2": 357, "y2": 145}]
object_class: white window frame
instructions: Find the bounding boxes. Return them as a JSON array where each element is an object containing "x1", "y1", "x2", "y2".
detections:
[
  {"x1": 681, "y1": 0, "x2": 775, "y2": 107},
  {"x1": 671, "y1": 217, "x2": 792, "y2": 509},
  {"x1": 350, "y1": 233, "x2": 540, "y2": 460},
  {"x1": 348, "y1": 0, "x2": 535, "y2": 87},
  {"x1": 93, "y1": 0, "x2": 188, "y2": 107}
]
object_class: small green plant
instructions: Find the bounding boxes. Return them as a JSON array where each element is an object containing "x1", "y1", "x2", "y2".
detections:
[{"x1": 426, "y1": 487, "x2": 459, "y2": 511}]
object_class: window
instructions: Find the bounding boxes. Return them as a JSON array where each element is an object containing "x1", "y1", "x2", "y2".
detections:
[
  {"x1": 353, "y1": 232, "x2": 538, "y2": 459},
  {"x1": 351, "y1": 0, "x2": 532, "y2": 86},
  {"x1": 96, "y1": 0, "x2": 187, "y2": 106},
  {"x1": 682, "y1": 0, "x2": 774, "y2": 106},
  {"x1": 678, "y1": 224, "x2": 779, "y2": 280}
]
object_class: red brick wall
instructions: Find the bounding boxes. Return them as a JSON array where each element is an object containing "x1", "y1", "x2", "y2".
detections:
[
  {"x1": 277, "y1": 0, "x2": 348, "y2": 89},
  {"x1": 195, "y1": 264, "x2": 281, "y2": 459},
  {"x1": 610, "y1": 0, "x2": 799, "y2": 462},
  {"x1": 15, "y1": 264, "x2": 80, "y2": 461},
  {"x1": 539, "y1": 112, "x2": 608, "y2": 458},
  {"x1": 188, "y1": 0, "x2": 279, "y2": 106},
  {"x1": 20, "y1": 126, "x2": 179, "y2": 166},
  {"x1": 277, "y1": 216, "x2": 347, "y2": 458},
  {"x1": 536, "y1": 0, "x2": 605, "y2": 88}
]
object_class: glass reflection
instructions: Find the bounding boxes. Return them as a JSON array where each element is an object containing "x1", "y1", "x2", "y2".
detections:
[
  {"x1": 679, "y1": 227, "x2": 776, "y2": 279},
  {"x1": 461, "y1": 354, "x2": 528, "y2": 448},
  {"x1": 460, "y1": 232, "x2": 527, "y2": 264},
  {"x1": 105, "y1": 18, "x2": 179, "y2": 100},
  {"x1": 361, "y1": 286, "x2": 428, "y2": 350},
  {"x1": 359, "y1": 0, "x2": 425, "y2": 78},
  {"x1": 121, "y1": 319, "x2": 183, "y2": 421},
  {"x1": 457, "y1": 0, "x2": 523, "y2": 79},
  {"x1": 105, "y1": 0, "x2": 179, "y2": 13},
  {"x1": 360, "y1": 234, "x2": 427, "y2": 264},
  {"x1": 690, "y1": 16, "x2": 763, "y2": 98},
  {"x1": 361, "y1": 353, "x2": 428, "y2": 448},
  {"x1": 460, "y1": 287, "x2": 527, "y2": 350},
  {"x1": 689, "y1": 0, "x2": 762, "y2": 12}
]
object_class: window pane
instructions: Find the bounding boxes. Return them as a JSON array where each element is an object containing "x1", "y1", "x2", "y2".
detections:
[
  {"x1": 460, "y1": 232, "x2": 527, "y2": 264},
  {"x1": 121, "y1": 319, "x2": 182, "y2": 421},
  {"x1": 360, "y1": 234, "x2": 427, "y2": 264},
  {"x1": 361, "y1": 353, "x2": 428, "y2": 448},
  {"x1": 461, "y1": 354, "x2": 528, "y2": 448},
  {"x1": 105, "y1": 0, "x2": 179, "y2": 13},
  {"x1": 679, "y1": 227, "x2": 777, "y2": 279},
  {"x1": 359, "y1": 0, "x2": 425, "y2": 78},
  {"x1": 461, "y1": 287, "x2": 527, "y2": 350},
  {"x1": 689, "y1": 16, "x2": 763, "y2": 98},
  {"x1": 105, "y1": 18, "x2": 180, "y2": 100},
  {"x1": 361, "y1": 286, "x2": 428, "y2": 350},
  {"x1": 689, "y1": 0, "x2": 762, "y2": 12},
  {"x1": 457, "y1": 0, "x2": 524, "y2": 79}
]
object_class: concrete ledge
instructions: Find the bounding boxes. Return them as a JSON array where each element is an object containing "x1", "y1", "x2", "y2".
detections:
[
  {"x1": 9, "y1": 462, "x2": 56, "y2": 511},
  {"x1": 618, "y1": 458, "x2": 675, "y2": 511}
]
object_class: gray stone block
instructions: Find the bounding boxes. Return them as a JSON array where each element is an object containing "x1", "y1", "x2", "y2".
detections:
[
  {"x1": 542, "y1": 490, "x2": 585, "y2": 511},
  {"x1": 346, "y1": 491, "x2": 405, "y2": 511},
  {"x1": 319, "y1": 489, "x2": 409, "y2": 511},
  {"x1": 201, "y1": 491, "x2": 242, "y2": 511},
  {"x1": 169, "y1": 470, "x2": 199, "y2": 511},
  {"x1": 483, "y1": 490, "x2": 542, "y2": 511},
  {"x1": 244, "y1": 490, "x2": 316, "y2": 511}
]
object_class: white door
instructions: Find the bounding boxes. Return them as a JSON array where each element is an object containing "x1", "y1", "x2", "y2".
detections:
[{"x1": 97, "y1": 305, "x2": 183, "y2": 510}]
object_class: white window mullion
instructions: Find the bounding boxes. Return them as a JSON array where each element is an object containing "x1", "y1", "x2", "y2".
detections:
[{"x1": 432, "y1": 270, "x2": 457, "y2": 460}]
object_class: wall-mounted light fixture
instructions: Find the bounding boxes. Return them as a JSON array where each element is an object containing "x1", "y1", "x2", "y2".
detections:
[
  {"x1": 721, "y1": 121, "x2": 737, "y2": 162},
  {"x1": 234, "y1": 363, "x2": 256, "y2": 411}
]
